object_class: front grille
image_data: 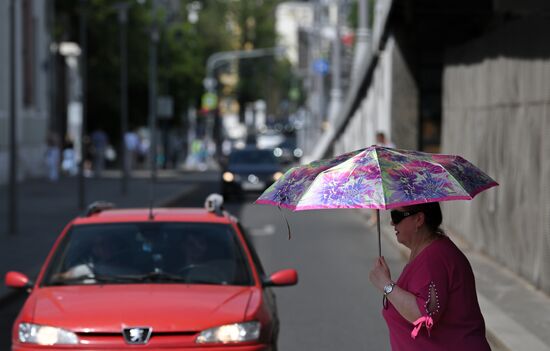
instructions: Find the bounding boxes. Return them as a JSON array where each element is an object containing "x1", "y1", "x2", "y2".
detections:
[{"x1": 75, "y1": 330, "x2": 199, "y2": 347}]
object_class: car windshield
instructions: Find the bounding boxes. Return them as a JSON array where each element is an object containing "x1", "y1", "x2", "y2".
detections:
[
  {"x1": 229, "y1": 149, "x2": 277, "y2": 165},
  {"x1": 42, "y1": 222, "x2": 253, "y2": 286}
]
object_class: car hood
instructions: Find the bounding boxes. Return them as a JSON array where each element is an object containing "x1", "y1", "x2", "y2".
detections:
[{"x1": 27, "y1": 284, "x2": 257, "y2": 332}]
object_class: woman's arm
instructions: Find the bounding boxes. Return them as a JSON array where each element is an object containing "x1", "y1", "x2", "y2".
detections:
[
  {"x1": 384, "y1": 285, "x2": 422, "y2": 323},
  {"x1": 369, "y1": 256, "x2": 422, "y2": 323}
]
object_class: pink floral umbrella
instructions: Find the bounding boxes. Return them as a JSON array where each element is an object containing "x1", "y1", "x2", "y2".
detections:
[{"x1": 255, "y1": 145, "x2": 498, "y2": 255}]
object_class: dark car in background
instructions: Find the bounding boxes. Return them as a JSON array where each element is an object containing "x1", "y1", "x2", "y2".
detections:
[
  {"x1": 222, "y1": 147, "x2": 284, "y2": 199},
  {"x1": 273, "y1": 139, "x2": 303, "y2": 165}
]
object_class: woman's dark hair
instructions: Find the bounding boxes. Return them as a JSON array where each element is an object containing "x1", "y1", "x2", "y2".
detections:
[{"x1": 406, "y1": 202, "x2": 444, "y2": 235}]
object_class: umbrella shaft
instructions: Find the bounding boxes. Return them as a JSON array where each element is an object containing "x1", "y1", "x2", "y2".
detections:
[{"x1": 377, "y1": 209, "x2": 381, "y2": 257}]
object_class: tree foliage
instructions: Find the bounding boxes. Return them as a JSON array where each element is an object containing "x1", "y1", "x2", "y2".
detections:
[
  {"x1": 227, "y1": 0, "x2": 289, "y2": 119},
  {"x1": 54, "y1": 0, "x2": 295, "y2": 142}
]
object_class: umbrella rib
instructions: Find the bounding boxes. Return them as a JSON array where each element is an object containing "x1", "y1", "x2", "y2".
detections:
[
  {"x1": 436, "y1": 156, "x2": 472, "y2": 199},
  {"x1": 373, "y1": 147, "x2": 388, "y2": 209}
]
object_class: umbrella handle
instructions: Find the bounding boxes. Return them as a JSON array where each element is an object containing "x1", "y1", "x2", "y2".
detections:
[{"x1": 377, "y1": 209, "x2": 381, "y2": 257}]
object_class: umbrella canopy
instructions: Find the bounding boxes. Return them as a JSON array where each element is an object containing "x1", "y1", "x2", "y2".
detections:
[
  {"x1": 256, "y1": 145, "x2": 498, "y2": 211},
  {"x1": 255, "y1": 145, "x2": 498, "y2": 256}
]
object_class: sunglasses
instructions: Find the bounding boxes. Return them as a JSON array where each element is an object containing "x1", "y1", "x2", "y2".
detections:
[{"x1": 390, "y1": 210, "x2": 419, "y2": 224}]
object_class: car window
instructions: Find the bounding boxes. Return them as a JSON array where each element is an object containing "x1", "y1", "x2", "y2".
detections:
[
  {"x1": 42, "y1": 222, "x2": 254, "y2": 286},
  {"x1": 229, "y1": 149, "x2": 277, "y2": 164}
]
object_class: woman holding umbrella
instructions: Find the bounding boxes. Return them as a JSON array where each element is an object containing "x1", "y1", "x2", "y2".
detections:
[
  {"x1": 369, "y1": 202, "x2": 491, "y2": 351},
  {"x1": 256, "y1": 145, "x2": 498, "y2": 349}
]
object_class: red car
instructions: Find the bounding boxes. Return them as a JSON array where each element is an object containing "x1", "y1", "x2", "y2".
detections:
[{"x1": 5, "y1": 195, "x2": 297, "y2": 350}]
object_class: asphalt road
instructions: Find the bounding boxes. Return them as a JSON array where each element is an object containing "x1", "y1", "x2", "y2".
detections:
[
  {"x1": 0, "y1": 172, "x2": 403, "y2": 350},
  {"x1": 175, "y1": 175, "x2": 401, "y2": 350},
  {"x1": 228, "y1": 195, "x2": 402, "y2": 351}
]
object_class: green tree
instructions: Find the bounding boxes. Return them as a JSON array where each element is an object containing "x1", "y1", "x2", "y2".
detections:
[
  {"x1": 54, "y1": 0, "x2": 299, "y2": 149},
  {"x1": 228, "y1": 0, "x2": 284, "y2": 120},
  {"x1": 54, "y1": 0, "x2": 234, "y2": 144}
]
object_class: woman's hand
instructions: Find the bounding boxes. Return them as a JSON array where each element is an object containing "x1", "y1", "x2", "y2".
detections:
[{"x1": 369, "y1": 256, "x2": 392, "y2": 293}]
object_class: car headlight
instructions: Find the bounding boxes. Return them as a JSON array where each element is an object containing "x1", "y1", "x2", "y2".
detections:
[
  {"x1": 223, "y1": 171, "x2": 235, "y2": 182},
  {"x1": 196, "y1": 321, "x2": 260, "y2": 344},
  {"x1": 273, "y1": 171, "x2": 284, "y2": 181},
  {"x1": 19, "y1": 323, "x2": 79, "y2": 345}
]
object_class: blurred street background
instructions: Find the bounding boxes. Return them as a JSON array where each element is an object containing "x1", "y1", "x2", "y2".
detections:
[{"x1": 1, "y1": 0, "x2": 550, "y2": 350}]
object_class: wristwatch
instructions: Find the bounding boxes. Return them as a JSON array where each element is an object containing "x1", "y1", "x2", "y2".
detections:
[{"x1": 383, "y1": 281, "x2": 396, "y2": 296}]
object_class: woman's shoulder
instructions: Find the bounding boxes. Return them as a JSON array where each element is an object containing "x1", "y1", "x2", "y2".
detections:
[
  {"x1": 423, "y1": 235, "x2": 470, "y2": 267},
  {"x1": 416, "y1": 236, "x2": 458, "y2": 263}
]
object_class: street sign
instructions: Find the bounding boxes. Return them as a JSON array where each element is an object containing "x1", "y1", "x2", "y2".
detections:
[
  {"x1": 313, "y1": 58, "x2": 329, "y2": 75},
  {"x1": 201, "y1": 92, "x2": 218, "y2": 111}
]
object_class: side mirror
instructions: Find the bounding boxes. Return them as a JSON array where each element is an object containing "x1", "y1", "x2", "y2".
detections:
[
  {"x1": 5, "y1": 271, "x2": 33, "y2": 290},
  {"x1": 263, "y1": 269, "x2": 298, "y2": 287}
]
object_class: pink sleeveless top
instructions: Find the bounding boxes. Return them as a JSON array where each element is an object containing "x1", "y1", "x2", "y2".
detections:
[{"x1": 382, "y1": 236, "x2": 491, "y2": 351}]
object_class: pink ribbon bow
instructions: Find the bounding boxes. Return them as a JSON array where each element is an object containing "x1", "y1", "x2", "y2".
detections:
[{"x1": 410, "y1": 316, "x2": 434, "y2": 339}]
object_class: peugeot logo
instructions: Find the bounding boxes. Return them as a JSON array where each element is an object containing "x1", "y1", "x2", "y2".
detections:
[{"x1": 122, "y1": 327, "x2": 152, "y2": 345}]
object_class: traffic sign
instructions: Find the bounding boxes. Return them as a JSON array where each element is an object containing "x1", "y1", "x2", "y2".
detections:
[
  {"x1": 201, "y1": 92, "x2": 218, "y2": 111},
  {"x1": 313, "y1": 59, "x2": 329, "y2": 75}
]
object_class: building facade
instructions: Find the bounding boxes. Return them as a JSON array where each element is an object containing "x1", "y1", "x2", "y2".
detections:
[{"x1": 0, "y1": 0, "x2": 52, "y2": 184}]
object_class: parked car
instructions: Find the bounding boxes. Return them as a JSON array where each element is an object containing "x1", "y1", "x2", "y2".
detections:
[
  {"x1": 5, "y1": 196, "x2": 297, "y2": 350},
  {"x1": 222, "y1": 147, "x2": 284, "y2": 199}
]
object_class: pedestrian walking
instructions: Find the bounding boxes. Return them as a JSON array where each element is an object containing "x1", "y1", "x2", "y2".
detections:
[
  {"x1": 376, "y1": 131, "x2": 396, "y2": 148},
  {"x1": 45, "y1": 131, "x2": 61, "y2": 182},
  {"x1": 369, "y1": 202, "x2": 491, "y2": 351},
  {"x1": 91, "y1": 128, "x2": 109, "y2": 177},
  {"x1": 61, "y1": 136, "x2": 77, "y2": 176},
  {"x1": 124, "y1": 129, "x2": 139, "y2": 173}
]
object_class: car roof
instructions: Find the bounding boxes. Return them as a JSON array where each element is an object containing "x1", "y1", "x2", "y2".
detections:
[{"x1": 72, "y1": 208, "x2": 236, "y2": 225}]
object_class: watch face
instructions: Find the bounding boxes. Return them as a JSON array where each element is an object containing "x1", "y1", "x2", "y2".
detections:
[{"x1": 384, "y1": 283, "x2": 394, "y2": 294}]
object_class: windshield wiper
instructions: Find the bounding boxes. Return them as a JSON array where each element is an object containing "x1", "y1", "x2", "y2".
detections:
[
  {"x1": 49, "y1": 274, "x2": 138, "y2": 285},
  {"x1": 132, "y1": 271, "x2": 188, "y2": 283},
  {"x1": 49, "y1": 271, "x2": 222, "y2": 285}
]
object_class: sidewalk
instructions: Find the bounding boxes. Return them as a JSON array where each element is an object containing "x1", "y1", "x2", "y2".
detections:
[
  {"x1": 368, "y1": 211, "x2": 550, "y2": 351},
  {"x1": 0, "y1": 170, "x2": 201, "y2": 303}
]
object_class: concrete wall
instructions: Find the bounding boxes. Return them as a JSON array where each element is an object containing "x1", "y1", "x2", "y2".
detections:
[
  {"x1": 441, "y1": 17, "x2": 550, "y2": 293},
  {"x1": 390, "y1": 36, "x2": 418, "y2": 150},
  {"x1": 333, "y1": 36, "x2": 418, "y2": 155}
]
